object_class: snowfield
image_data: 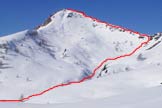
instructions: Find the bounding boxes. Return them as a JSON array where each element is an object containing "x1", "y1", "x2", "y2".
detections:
[
  {"x1": 1, "y1": 86, "x2": 162, "y2": 108},
  {"x1": 0, "y1": 9, "x2": 162, "y2": 108}
]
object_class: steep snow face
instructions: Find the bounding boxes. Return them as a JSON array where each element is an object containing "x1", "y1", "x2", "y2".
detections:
[
  {"x1": 37, "y1": 9, "x2": 148, "y2": 71},
  {"x1": 0, "y1": 9, "x2": 151, "y2": 102}
]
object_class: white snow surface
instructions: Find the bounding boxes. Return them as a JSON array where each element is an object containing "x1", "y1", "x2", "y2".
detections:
[{"x1": 0, "y1": 9, "x2": 162, "y2": 108}]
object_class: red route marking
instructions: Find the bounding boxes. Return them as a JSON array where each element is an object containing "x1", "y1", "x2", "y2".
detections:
[{"x1": 0, "y1": 9, "x2": 151, "y2": 102}]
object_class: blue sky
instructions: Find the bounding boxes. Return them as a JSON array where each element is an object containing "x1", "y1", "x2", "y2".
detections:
[{"x1": 0, "y1": 0, "x2": 162, "y2": 36}]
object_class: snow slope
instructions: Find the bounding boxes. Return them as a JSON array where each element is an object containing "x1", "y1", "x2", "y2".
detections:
[{"x1": 0, "y1": 9, "x2": 162, "y2": 107}]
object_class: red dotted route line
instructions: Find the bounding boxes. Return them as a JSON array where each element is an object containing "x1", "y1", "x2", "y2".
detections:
[{"x1": 0, "y1": 9, "x2": 151, "y2": 102}]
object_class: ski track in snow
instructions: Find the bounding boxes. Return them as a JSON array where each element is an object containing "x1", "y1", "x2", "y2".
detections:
[{"x1": 0, "y1": 9, "x2": 151, "y2": 102}]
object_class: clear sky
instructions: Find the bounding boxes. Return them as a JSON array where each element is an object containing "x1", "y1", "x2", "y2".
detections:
[{"x1": 0, "y1": 0, "x2": 162, "y2": 36}]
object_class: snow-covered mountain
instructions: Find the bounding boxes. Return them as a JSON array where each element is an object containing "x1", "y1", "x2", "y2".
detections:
[{"x1": 0, "y1": 9, "x2": 162, "y2": 108}]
